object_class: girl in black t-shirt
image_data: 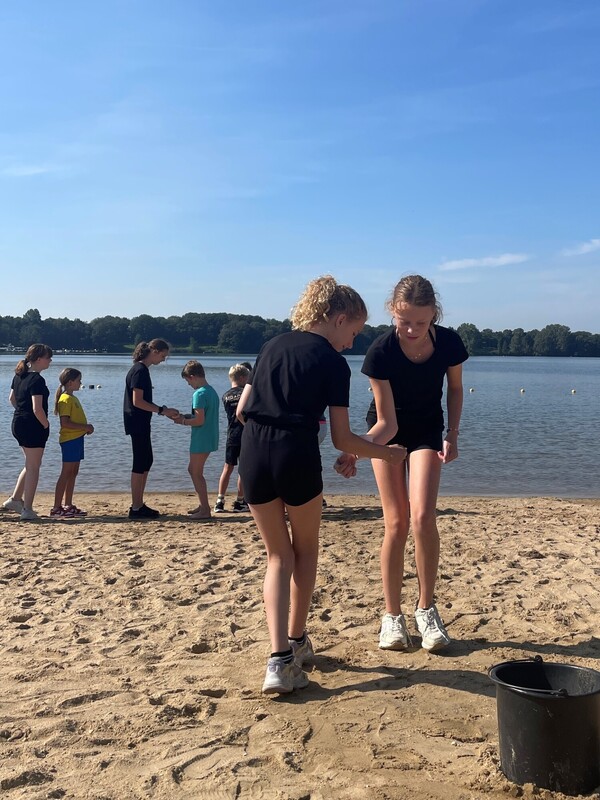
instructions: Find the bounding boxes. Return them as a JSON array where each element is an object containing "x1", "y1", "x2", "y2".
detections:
[
  {"x1": 351, "y1": 275, "x2": 468, "y2": 654},
  {"x1": 123, "y1": 339, "x2": 179, "y2": 519},
  {"x1": 2, "y1": 343, "x2": 53, "y2": 521},
  {"x1": 237, "y1": 275, "x2": 406, "y2": 695}
]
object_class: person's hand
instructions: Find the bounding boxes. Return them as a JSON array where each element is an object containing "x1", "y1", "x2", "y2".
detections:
[
  {"x1": 384, "y1": 444, "x2": 407, "y2": 465},
  {"x1": 438, "y1": 437, "x2": 458, "y2": 464},
  {"x1": 163, "y1": 407, "x2": 180, "y2": 419},
  {"x1": 86, "y1": 424, "x2": 94, "y2": 435},
  {"x1": 172, "y1": 414, "x2": 185, "y2": 425},
  {"x1": 334, "y1": 453, "x2": 358, "y2": 478}
]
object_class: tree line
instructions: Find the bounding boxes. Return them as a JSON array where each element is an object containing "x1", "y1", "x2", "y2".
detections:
[{"x1": 0, "y1": 309, "x2": 598, "y2": 357}]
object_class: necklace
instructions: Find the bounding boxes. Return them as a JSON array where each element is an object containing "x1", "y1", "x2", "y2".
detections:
[{"x1": 397, "y1": 330, "x2": 431, "y2": 361}]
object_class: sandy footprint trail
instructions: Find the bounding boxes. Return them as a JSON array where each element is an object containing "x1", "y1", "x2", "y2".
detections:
[{"x1": 1, "y1": 494, "x2": 599, "y2": 799}]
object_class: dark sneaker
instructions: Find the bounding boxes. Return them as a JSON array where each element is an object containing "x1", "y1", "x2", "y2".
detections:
[
  {"x1": 129, "y1": 504, "x2": 160, "y2": 519},
  {"x1": 214, "y1": 499, "x2": 225, "y2": 513},
  {"x1": 232, "y1": 499, "x2": 249, "y2": 513}
]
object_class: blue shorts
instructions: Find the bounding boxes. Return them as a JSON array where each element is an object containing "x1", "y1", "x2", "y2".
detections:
[{"x1": 61, "y1": 436, "x2": 85, "y2": 463}]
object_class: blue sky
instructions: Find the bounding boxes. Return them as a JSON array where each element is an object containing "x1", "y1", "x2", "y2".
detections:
[{"x1": 1, "y1": 1, "x2": 599, "y2": 332}]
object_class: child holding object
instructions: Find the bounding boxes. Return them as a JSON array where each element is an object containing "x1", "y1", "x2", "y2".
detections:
[
  {"x1": 236, "y1": 275, "x2": 406, "y2": 695},
  {"x1": 175, "y1": 360, "x2": 220, "y2": 520},
  {"x1": 214, "y1": 363, "x2": 250, "y2": 514},
  {"x1": 51, "y1": 368, "x2": 94, "y2": 518}
]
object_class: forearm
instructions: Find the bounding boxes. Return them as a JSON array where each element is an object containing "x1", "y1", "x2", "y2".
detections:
[
  {"x1": 446, "y1": 386, "x2": 463, "y2": 431},
  {"x1": 332, "y1": 430, "x2": 393, "y2": 461},
  {"x1": 365, "y1": 416, "x2": 398, "y2": 445},
  {"x1": 61, "y1": 419, "x2": 89, "y2": 431},
  {"x1": 34, "y1": 409, "x2": 49, "y2": 428}
]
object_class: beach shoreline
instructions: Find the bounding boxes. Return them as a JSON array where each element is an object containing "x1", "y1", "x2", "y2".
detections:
[{"x1": 1, "y1": 493, "x2": 599, "y2": 799}]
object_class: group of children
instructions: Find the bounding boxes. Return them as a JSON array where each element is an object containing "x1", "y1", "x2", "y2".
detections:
[
  {"x1": 2, "y1": 347, "x2": 254, "y2": 522},
  {"x1": 4, "y1": 273, "x2": 467, "y2": 697}
]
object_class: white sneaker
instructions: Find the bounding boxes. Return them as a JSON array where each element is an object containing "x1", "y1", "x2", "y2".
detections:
[
  {"x1": 2, "y1": 497, "x2": 24, "y2": 513},
  {"x1": 414, "y1": 604, "x2": 451, "y2": 651},
  {"x1": 379, "y1": 613, "x2": 411, "y2": 650},
  {"x1": 261, "y1": 657, "x2": 309, "y2": 694},
  {"x1": 20, "y1": 508, "x2": 40, "y2": 522},
  {"x1": 289, "y1": 635, "x2": 314, "y2": 667}
]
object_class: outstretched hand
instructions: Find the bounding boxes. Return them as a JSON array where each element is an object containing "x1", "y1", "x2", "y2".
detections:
[{"x1": 163, "y1": 407, "x2": 180, "y2": 420}]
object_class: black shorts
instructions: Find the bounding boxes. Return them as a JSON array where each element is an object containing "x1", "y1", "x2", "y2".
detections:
[
  {"x1": 12, "y1": 416, "x2": 49, "y2": 449},
  {"x1": 239, "y1": 420, "x2": 322, "y2": 506},
  {"x1": 129, "y1": 430, "x2": 154, "y2": 474},
  {"x1": 225, "y1": 442, "x2": 241, "y2": 466}
]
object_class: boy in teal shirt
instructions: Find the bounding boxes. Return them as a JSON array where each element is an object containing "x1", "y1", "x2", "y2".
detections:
[{"x1": 177, "y1": 360, "x2": 219, "y2": 519}]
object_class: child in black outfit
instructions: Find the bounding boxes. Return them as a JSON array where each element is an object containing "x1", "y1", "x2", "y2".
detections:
[
  {"x1": 236, "y1": 275, "x2": 406, "y2": 695},
  {"x1": 214, "y1": 363, "x2": 250, "y2": 513}
]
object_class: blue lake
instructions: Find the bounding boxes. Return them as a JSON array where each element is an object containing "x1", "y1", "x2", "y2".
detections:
[{"x1": 0, "y1": 354, "x2": 598, "y2": 497}]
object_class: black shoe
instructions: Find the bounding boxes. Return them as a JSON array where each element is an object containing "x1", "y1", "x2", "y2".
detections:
[{"x1": 129, "y1": 504, "x2": 160, "y2": 519}]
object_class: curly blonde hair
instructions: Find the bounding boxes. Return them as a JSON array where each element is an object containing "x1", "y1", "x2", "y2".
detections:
[
  {"x1": 290, "y1": 275, "x2": 368, "y2": 331},
  {"x1": 386, "y1": 275, "x2": 443, "y2": 323}
]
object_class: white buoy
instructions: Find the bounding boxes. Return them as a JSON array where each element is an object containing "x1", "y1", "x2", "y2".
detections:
[
  {"x1": 469, "y1": 387, "x2": 475, "y2": 393},
  {"x1": 96, "y1": 385, "x2": 102, "y2": 389},
  {"x1": 571, "y1": 389, "x2": 576, "y2": 394},
  {"x1": 520, "y1": 388, "x2": 525, "y2": 394}
]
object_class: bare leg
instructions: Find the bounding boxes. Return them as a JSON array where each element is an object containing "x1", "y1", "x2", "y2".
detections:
[
  {"x1": 371, "y1": 458, "x2": 410, "y2": 615},
  {"x1": 407, "y1": 449, "x2": 442, "y2": 608},
  {"x1": 236, "y1": 473, "x2": 244, "y2": 499},
  {"x1": 21, "y1": 447, "x2": 45, "y2": 510},
  {"x1": 11, "y1": 467, "x2": 27, "y2": 502},
  {"x1": 217, "y1": 463, "x2": 234, "y2": 497},
  {"x1": 188, "y1": 453, "x2": 211, "y2": 516},
  {"x1": 250, "y1": 494, "x2": 322, "y2": 652},
  {"x1": 286, "y1": 494, "x2": 322, "y2": 638},
  {"x1": 54, "y1": 462, "x2": 79, "y2": 508}
]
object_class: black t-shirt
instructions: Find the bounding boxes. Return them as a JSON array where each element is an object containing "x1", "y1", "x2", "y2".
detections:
[
  {"x1": 244, "y1": 331, "x2": 351, "y2": 434},
  {"x1": 362, "y1": 325, "x2": 468, "y2": 424},
  {"x1": 11, "y1": 371, "x2": 49, "y2": 419},
  {"x1": 123, "y1": 362, "x2": 153, "y2": 435},
  {"x1": 222, "y1": 386, "x2": 244, "y2": 445}
]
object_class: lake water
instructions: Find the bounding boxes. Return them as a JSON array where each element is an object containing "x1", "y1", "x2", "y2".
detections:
[{"x1": 0, "y1": 354, "x2": 598, "y2": 498}]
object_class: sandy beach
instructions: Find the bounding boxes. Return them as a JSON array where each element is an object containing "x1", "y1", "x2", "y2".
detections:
[{"x1": 1, "y1": 493, "x2": 599, "y2": 800}]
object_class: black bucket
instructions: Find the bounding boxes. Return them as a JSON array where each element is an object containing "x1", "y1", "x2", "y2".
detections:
[{"x1": 489, "y1": 656, "x2": 600, "y2": 795}]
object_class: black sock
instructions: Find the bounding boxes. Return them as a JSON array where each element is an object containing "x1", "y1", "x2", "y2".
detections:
[
  {"x1": 289, "y1": 633, "x2": 306, "y2": 645},
  {"x1": 271, "y1": 648, "x2": 294, "y2": 664}
]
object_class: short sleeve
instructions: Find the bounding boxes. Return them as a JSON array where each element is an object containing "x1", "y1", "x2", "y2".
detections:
[
  {"x1": 58, "y1": 395, "x2": 73, "y2": 418},
  {"x1": 446, "y1": 329, "x2": 469, "y2": 366},
  {"x1": 192, "y1": 389, "x2": 206, "y2": 410},
  {"x1": 29, "y1": 373, "x2": 46, "y2": 395},
  {"x1": 324, "y1": 356, "x2": 351, "y2": 407},
  {"x1": 361, "y1": 333, "x2": 392, "y2": 381}
]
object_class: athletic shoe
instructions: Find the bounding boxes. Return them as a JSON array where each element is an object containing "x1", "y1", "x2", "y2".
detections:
[
  {"x1": 232, "y1": 499, "x2": 249, "y2": 513},
  {"x1": 50, "y1": 506, "x2": 65, "y2": 518},
  {"x1": 128, "y1": 504, "x2": 160, "y2": 519},
  {"x1": 379, "y1": 613, "x2": 412, "y2": 650},
  {"x1": 261, "y1": 657, "x2": 309, "y2": 695},
  {"x1": 414, "y1": 604, "x2": 451, "y2": 652},
  {"x1": 20, "y1": 508, "x2": 40, "y2": 521},
  {"x1": 213, "y1": 499, "x2": 225, "y2": 513},
  {"x1": 289, "y1": 635, "x2": 314, "y2": 667},
  {"x1": 64, "y1": 505, "x2": 87, "y2": 516},
  {"x1": 2, "y1": 497, "x2": 24, "y2": 513}
]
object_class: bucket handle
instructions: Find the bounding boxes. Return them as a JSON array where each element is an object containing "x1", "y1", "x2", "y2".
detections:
[{"x1": 490, "y1": 655, "x2": 570, "y2": 698}]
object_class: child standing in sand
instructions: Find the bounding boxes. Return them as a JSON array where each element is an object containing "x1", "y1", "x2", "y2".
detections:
[
  {"x1": 175, "y1": 361, "x2": 220, "y2": 520},
  {"x1": 236, "y1": 275, "x2": 406, "y2": 695},
  {"x1": 51, "y1": 368, "x2": 94, "y2": 518},
  {"x1": 214, "y1": 363, "x2": 250, "y2": 514}
]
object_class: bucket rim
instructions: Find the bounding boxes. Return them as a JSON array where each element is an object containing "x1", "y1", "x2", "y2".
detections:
[{"x1": 488, "y1": 657, "x2": 600, "y2": 699}]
